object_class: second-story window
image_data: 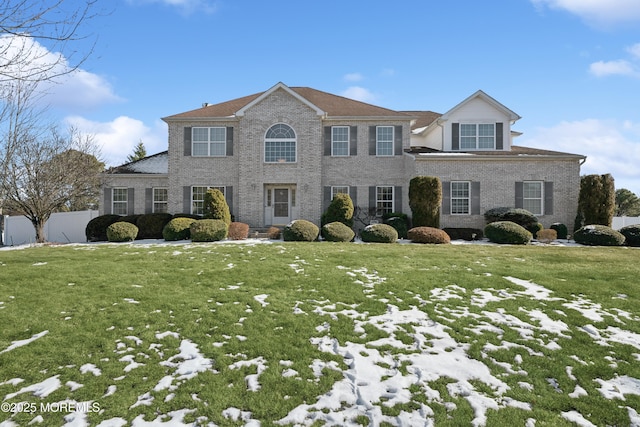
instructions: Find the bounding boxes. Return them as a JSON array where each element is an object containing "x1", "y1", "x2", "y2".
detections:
[
  {"x1": 460, "y1": 124, "x2": 495, "y2": 150},
  {"x1": 376, "y1": 126, "x2": 394, "y2": 156},
  {"x1": 192, "y1": 127, "x2": 226, "y2": 156},
  {"x1": 265, "y1": 124, "x2": 296, "y2": 163},
  {"x1": 331, "y1": 126, "x2": 349, "y2": 156}
]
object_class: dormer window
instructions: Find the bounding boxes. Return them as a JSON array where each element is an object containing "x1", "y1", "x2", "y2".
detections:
[{"x1": 460, "y1": 124, "x2": 495, "y2": 150}]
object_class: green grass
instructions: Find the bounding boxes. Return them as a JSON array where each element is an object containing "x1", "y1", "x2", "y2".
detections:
[{"x1": 0, "y1": 241, "x2": 639, "y2": 426}]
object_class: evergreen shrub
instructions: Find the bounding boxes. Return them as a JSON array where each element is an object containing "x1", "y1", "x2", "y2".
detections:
[
  {"x1": 203, "y1": 189, "x2": 231, "y2": 225},
  {"x1": 407, "y1": 227, "x2": 450, "y2": 244},
  {"x1": 190, "y1": 219, "x2": 228, "y2": 242},
  {"x1": 443, "y1": 228, "x2": 483, "y2": 241},
  {"x1": 484, "y1": 207, "x2": 538, "y2": 230},
  {"x1": 550, "y1": 223, "x2": 568, "y2": 239},
  {"x1": 573, "y1": 225, "x2": 625, "y2": 246},
  {"x1": 361, "y1": 223, "x2": 398, "y2": 243},
  {"x1": 106, "y1": 222, "x2": 139, "y2": 242},
  {"x1": 321, "y1": 221, "x2": 355, "y2": 242},
  {"x1": 228, "y1": 222, "x2": 249, "y2": 240},
  {"x1": 409, "y1": 176, "x2": 441, "y2": 227},
  {"x1": 283, "y1": 220, "x2": 319, "y2": 242},
  {"x1": 619, "y1": 224, "x2": 640, "y2": 247},
  {"x1": 321, "y1": 193, "x2": 354, "y2": 227},
  {"x1": 484, "y1": 221, "x2": 532, "y2": 245},
  {"x1": 576, "y1": 174, "x2": 616, "y2": 227},
  {"x1": 383, "y1": 213, "x2": 409, "y2": 239},
  {"x1": 137, "y1": 213, "x2": 173, "y2": 239},
  {"x1": 86, "y1": 214, "x2": 122, "y2": 242},
  {"x1": 163, "y1": 217, "x2": 197, "y2": 241}
]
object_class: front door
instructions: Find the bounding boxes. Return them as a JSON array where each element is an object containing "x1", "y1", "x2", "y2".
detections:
[{"x1": 272, "y1": 188, "x2": 290, "y2": 224}]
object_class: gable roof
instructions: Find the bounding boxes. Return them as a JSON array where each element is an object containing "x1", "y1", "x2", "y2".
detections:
[
  {"x1": 162, "y1": 83, "x2": 411, "y2": 121},
  {"x1": 105, "y1": 151, "x2": 168, "y2": 174},
  {"x1": 441, "y1": 90, "x2": 521, "y2": 122}
]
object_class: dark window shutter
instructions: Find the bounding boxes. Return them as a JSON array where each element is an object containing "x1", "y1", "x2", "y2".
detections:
[
  {"x1": 226, "y1": 186, "x2": 233, "y2": 214},
  {"x1": 544, "y1": 181, "x2": 554, "y2": 215},
  {"x1": 442, "y1": 182, "x2": 450, "y2": 215},
  {"x1": 127, "y1": 188, "x2": 135, "y2": 215},
  {"x1": 226, "y1": 127, "x2": 234, "y2": 156},
  {"x1": 369, "y1": 186, "x2": 376, "y2": 210},
  {"x1": 369, "y1": 126, "x2": 376, "y2": 155},
  {"x1": 350, "y1": 126, "x2": 358, "y2": 156},
  {"x1": 323, "y1": 186, "x2": 332, "y2": 212},
  {"x1": 471, "y1": 182, "x2": 481, "y2": 215},
  {"x1": 515, "y1": 182, "x2": 524, "y2": 208},
  {"x1": 183, "y1": 186, "x2": 191, "y2": 214},
  {"x1": 452, "y1": 123, "x2": 460, "y2": 151},
  {"x1": 349, "y1": 186, "x2": 358, "y2": 207},
  {"x1": 495, "y1": 122, "x2": 503, "y2": 150},
  {"x1": 184, "y1": 127, "x2": 192, "y2": 156},
  {"x1": 394, "y1": 126, "x2": 403, "y2": 156},
  {"x1": 104, "y1": 188, "x2": 112, "y2": 214},
  {"x1": 145, "y1": 188, "x2": 153, "y2": 213},
  {"x1": 394, "y1": 186, "x2": 402, "y2": 213},
  {"x1": 324, "y1": 127, "x2": 332, "y2": 156}
]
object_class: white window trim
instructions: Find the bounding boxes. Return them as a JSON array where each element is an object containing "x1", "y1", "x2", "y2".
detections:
[
  {"x1": 450, "y1": 181, "x2": 471, "y2": 215},
  {"x1": 264, "y1": 123, "x2": 297, "y2": 163},
  {"x1": 376, "y1": 185, "x2": 394, "y2": 216},
  {"x1": 112, "y1": 187, "x2": 128, "y2": 215},
  {"x1": 152, "y1": 187, "x2": 168, "y2": 213},
  {"x1": 192, "y1": 127, "x2": 227, "y2": 157},
  {"x1": 331, "y1": 126, "x2": 350, "y2": 157},
  {"x1": 523, "y1": 181, "x2": 544, "y2": 216},
  {"x1": 376, "y1": 126, "x2": 394, "y2": 157},
  {"x1": 460, "y1": 123, "x2": 495, "y2": 150},
  {"x1": 191, "y1": 186, "x2": 225, "y2": 215},
  {"x1": 331, "y1": 186, "x2": 350, "y2": 199}
]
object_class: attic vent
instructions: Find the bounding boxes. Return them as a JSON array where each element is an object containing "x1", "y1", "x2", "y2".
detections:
[{"x1": 202, "y1": 102, "x2": 209, "y2": 107}]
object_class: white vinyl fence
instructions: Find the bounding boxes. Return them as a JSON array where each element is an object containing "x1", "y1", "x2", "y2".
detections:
[
  {"x1": 612, "y1": 216, "x2": 640, "y2": 230},
  {"x1": 1, "y1": 210, "x2": 99, "y2": 246}
]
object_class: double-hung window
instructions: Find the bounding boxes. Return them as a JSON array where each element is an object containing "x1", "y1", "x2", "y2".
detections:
[
  {"x1": 112, "y1": 188, "x2": 128, "y2": 215},
  {"x1": 153, "y1": 188, "x2": 168, "y2": 213},
  {"x1": 523, "y1": 181, "x2": 543, "y2": 215},
  {"x1": 331, "y1": 186, "x2": 349, "y2": 199},
  {"x1": 376, "y1": 186, "x2": 394, "y2": 215},
  {"x1": 460, "y1": 124, "x2": 495, "y2": 150},
  {"x1": 376, "y1": 126, "x2": 394, "y2": 156},
  {"x1": 191, "y1": 186, "x2": 225, "y2": 215},
  {"x1": 450, "y1": 182, "x2": 471, "y2": 215},
  {"x1": 331, "y1": 126, "x2": 349, "y2": 156},
  {"x1": 265, "y1": 124, "x2": 296, "y2": 163},
  {"x1": 192, "y1": 127, "x2": 226, "y2": 156}
]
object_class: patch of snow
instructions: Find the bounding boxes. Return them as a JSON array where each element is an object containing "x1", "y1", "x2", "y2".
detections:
[
  {"x1": 596, "y1": 375, "x2": 640, "y2": 400},
  {"x1": 254, "y1": 294, "x2": 269, "y2": 307},
  {"x1": 4, "y1": 375, "x2": 61, "y2": 400},
  {"x1": 561, "y1": 410, "x2": 597, "y2": 426},
  {"x1": 0, "y1": 330, "x2": 48, "y2": 355}
]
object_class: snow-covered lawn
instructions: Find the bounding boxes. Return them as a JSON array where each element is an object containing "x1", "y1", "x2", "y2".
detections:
[{"x1": 0, "y1": 240, "x2": 639, "y2": 426}]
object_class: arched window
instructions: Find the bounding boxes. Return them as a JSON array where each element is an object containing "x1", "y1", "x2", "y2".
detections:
[{"x1": 265, "y1": 124, "x2": 296, "y2": 163}]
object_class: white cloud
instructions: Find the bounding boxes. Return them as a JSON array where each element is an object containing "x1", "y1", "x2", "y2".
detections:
[
  {"x1": 65, "y1": 115, "x2": 167, "y2": 167},
  {"x1": 627, "y1": 43, "x2": 640, "y2": 59},
  {"x1": 126, "y1": 0, "x2": 219, "y2": 14},
  {"x1": 589, "y1": 60, "x2": 638, "y2": 77},
  {"x1": 521, "y1": 119, "x2": 640, "y2": 193},
  {"x1": 340, "y1": 86, "x2": 377, "y2": 104},
  {"x1": 531, "y1": 0, "x2": 640, "y2": 27},
  {"x1": 343, "y1": 73, "x2": 363, "y2": 82}
]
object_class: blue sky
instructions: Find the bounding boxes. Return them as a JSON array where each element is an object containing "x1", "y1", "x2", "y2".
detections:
[{"x1": 15, "y1": 0, "x2": 640, "y2": 193}]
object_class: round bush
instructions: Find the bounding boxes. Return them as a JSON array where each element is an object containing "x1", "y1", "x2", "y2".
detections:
[
  {"x1": 550, "y1": 223, "x2": 568, "y2": 239},
  {"x1": 361, "y1": 223, "x2": 398, "y2": 243},
  {"x1": 321, "y1": 221, "x2": 355, "y2": 242},
  {"x1": 86, "y1": 214, "x2": 122, "y2": 242},
  {"x1": 190, "y1": 219, "x2": 228, "y2": 242},
  {"x1": 619, "y1": 224, "x2": 640, "y2": 247},
  {"x1": 384, "y1": 215, "x2": 409, "y2": 239},
  {"x1": 106, "y1": 221, "x2": 139, "y2": 242},
  {"x1": 137, "y1": 213, "x2": 173, "y2": 239},
  {"x1": 484, "y1": 221, "x2": 532, "y2": 245},
  {"x1": 574, "y1": 225, "x2": 625, "y2": 246},
  {"x1": 228, "y1": 222, "x2": 249, "y2": 240},
  {"x1": 163, "y1": 217, "x2": 197, "y2": 241},
  {"x1": 283, "y1": 220, "x2": 319, "y2": 242},
  {"x1": 443, "y1": 228, "x2": 483, "y2": 241},
  {"x1": 484, "y1": 207, "x2": 538, "y2": 229},
  {"x1": 408, "y1": 227, "x2": 450, "y2": 244}
]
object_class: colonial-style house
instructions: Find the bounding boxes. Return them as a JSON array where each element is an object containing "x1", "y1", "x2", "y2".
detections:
[{"x1": 102, "y1": 82, "x2": 586, "y2": 232}]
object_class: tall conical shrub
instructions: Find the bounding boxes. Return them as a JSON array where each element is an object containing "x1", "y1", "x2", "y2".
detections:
[
  {"x1": 409, "y1": 176, "x2": 442, "y2": 228},
  {"x1": 203, "y1": 188, "x2": 231, "y2": 225},
  {"x1": 321, "y1": 193, "x2": 354, "y2": 227},
  {"x1": 576, "y1": 174, "x2": 615, "y2": 227}
]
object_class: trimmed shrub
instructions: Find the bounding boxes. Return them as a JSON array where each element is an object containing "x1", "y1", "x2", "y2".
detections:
[
  {"x1": 536, "y1": 229, "x2": 557, "y2": 243},
  {"x1": 484, "y1": 221, "x2": 532, "y2": 245},
  {"x1": 443, "y1": 228, "x2": 483, "y2": 241},
  {"x1": 577, "y1": 174, "x2": 616, "y2": 227},
  {"x1": 361, "y1": 223, "x2": 398, "y2": 243},
  {"x1": 267, "y1": 226, "x2": 282, "y2": 240},
  {"x1": 408, "y1": 227, "x2": 450, "y2": 244},
  {"x1": 163, "y1": 217, "x2": 197, "y2": 241},
  {"x1": 322, "y1": 221, "x2": 355, "y2": 242},
  {"x1": 190, "y1": 219, "x2": 228, "y2": 242},
  {"x1": 228, "y1": 222, "x2": 249, "y2": 240},
  {"x1": 619, "y1": 224, "x2": 640, "y2": 247},
  {"x1": 173, "y1": 213, "x2": 202, "y2": 220},
  {"x1": 574, "y1": 225, "x2": 625, "y2": 246},
  {"x1": 106, "y1": 221, "x2": 139, "y2": 242},
  {"x1": 283, "y1": 220, "x2": 319, "y2": 242},
  {"x1": 321, "y1": 193, "x2": 354, "y2": 228},
  {"x1": 383, "y1": 213, "x2": 409, "y2": 239},
  {"x1": 527, "y1": 222, "x2": 544, "y2": 236},
  {"x1": 484, "y1": 207, "x2": 538, "y2": 230},
  {"x1": 137, "y1": 213, "x2": 173, "y2": 239},
  {"x1": 550, "y1": 223, "x2": 568, "y2": 239},
  {"x1": 203, "y1": 189, "x2": 231, "y2": 225},
  {"x1": 86, "y1": 214, "x2": 122, "y2": 242},
  {"x1": 118, "y1": 214, "x2": 141, "y2": 226},
  {"x1": 409, "y1": 176, "x2": 442, "y2": 227}
]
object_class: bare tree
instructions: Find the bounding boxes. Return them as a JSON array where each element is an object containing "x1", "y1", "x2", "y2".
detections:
[{"x1": 0, "y1": 0, "x2": 98, "y2": 83}]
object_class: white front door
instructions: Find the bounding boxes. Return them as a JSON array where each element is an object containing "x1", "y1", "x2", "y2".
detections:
[{"x1": 272, "y1": 188, "x2": 290, "y2": 225}]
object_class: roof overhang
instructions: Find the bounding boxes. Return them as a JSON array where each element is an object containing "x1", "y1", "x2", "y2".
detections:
[{"x1": 236, "y1": 82, "x2": 326, "y2": 117}]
